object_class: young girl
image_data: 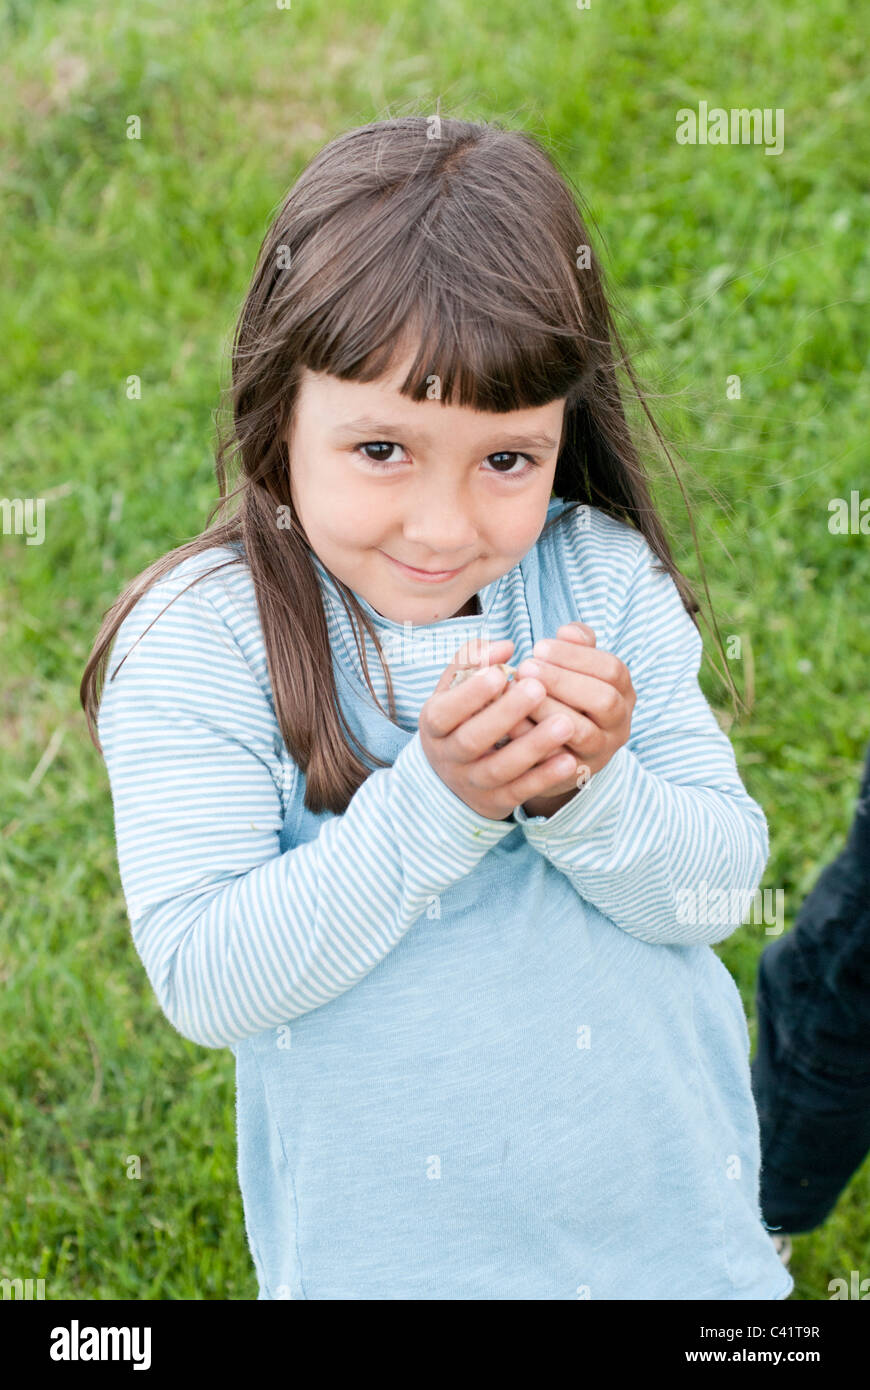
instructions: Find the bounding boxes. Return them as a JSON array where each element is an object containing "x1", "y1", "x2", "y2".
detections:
[{"x1": 82, "y1": 115, "x2": 793, "y2": 1300}]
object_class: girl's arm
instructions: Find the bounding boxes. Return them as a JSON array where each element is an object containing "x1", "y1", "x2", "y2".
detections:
[
  {"x1": 98, "y1": 559, "x2": 514, "y2": 1049},
  {"x1": 512, "y1": 529, "x2": 770, "y2": 946}
]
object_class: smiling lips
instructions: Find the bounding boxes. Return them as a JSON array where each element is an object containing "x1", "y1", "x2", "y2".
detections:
[{"x1": 382, "y1": 551, "x2": 467, "y2": 582}]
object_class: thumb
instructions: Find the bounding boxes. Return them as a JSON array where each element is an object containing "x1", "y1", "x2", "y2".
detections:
[
  {"x1": 432, "y1": 637, "x2": 515, "y2": 695},
  {"x1": 453, "y1": 635, "x2": 515, "y2": 667},
  {"x1": 557, "y1": 621, "x2": 596, "y2": 646}
]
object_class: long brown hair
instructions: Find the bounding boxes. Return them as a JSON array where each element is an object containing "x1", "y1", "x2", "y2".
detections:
[{"x1": 81, "y1": 113, "x2": 739, "y2": 816}]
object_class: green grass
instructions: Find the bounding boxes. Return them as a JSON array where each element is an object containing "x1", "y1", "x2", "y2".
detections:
[{"x1": 1, "y1": 0, "x2": 868, "y2": 1300}]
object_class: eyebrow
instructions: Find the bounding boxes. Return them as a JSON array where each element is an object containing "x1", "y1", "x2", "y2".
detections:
[{"x1": 331, "y1": 416, "x2": 559, "y2": 452}]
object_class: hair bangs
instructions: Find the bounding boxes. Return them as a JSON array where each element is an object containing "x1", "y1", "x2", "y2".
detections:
[{"x1": 298, "y1": 252, "x2": 589, "y2": 418}]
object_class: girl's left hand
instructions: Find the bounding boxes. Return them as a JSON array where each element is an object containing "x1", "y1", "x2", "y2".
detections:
[{"x1": 504, "y1": 622, "x2": 636, "y2": 807}]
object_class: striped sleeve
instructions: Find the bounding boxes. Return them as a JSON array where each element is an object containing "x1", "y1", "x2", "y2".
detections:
[
  {"x1": 512, "y1": 517, "x2": 770, "y2": 946},
  {"x1": 97, "y1": 556, "x2": 514, "y2": 1049}
]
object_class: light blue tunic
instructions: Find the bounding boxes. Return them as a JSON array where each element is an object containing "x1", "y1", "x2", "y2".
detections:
[{"x1": 98, "y1": 498, "x2": 794, "y2": 1300}]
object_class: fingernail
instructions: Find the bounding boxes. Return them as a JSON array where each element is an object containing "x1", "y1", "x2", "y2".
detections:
[
  {"x1": 552, "y1": 717, "x2": 572, "y2": 737},
  {"x1": 521, "y1": 678, "x2": 545, "y2": 698},
  {"x1": 519, "y1": 659, "x2": 541, "y2": 676}
]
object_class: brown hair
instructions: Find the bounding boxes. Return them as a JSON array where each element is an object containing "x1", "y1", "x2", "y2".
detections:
[{"x1": 81, "y1": 113, "x2": 739, "y2": 816}]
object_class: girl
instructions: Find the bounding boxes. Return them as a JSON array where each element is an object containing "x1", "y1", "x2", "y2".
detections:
[{"x1": 82, "y1": 115, "x2": 793, "y2": 1300}]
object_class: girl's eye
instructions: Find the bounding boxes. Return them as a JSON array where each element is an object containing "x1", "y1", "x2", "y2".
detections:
[
  {"x1": 355, "y1": 443, "x2": 539, "y2": 478},
  {"x1": 483, "y1": 451, "x2": 539, "y2": 478},
  {"x1": 357, "y1": 442, "x2": 406, "y2": 467}
]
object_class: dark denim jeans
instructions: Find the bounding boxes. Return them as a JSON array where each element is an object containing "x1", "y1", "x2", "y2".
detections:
[{"x1": 751, "y1": 741, "x2": 870, "y2": 1233}]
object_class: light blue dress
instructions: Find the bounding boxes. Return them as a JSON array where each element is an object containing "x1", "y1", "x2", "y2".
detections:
[{"x1": 98, "y1": 498, "x2": 794, "y2": 1299}]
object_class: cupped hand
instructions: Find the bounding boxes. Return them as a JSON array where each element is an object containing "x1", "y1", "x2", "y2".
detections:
[
  {"x1": 417, "y1": 637, "x2": 585, "y2": 820},
  {"x1": 508, "y1": 621, "x2": 635, "y2": 800}
]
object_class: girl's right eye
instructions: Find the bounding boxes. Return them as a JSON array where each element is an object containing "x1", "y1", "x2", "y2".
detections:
[{"x1": 356, "y1": 441, "x2": 405, "y2": 468}]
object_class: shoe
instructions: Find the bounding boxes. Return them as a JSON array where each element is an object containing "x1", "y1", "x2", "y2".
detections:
[{"x1": 770, "y1": 1233, "x2": 793, "y2": 1266}]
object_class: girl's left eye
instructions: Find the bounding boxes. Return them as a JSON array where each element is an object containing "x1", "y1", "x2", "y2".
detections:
[
  {"x1": 355, "y1": 443, "x2": 539, "y2": 477},
  {"x1": 356, "y1": 442, "x2": 406, "y2": 467},
  {"x1": 484, "y1": 451, "x2": 539, "y2": 477}
]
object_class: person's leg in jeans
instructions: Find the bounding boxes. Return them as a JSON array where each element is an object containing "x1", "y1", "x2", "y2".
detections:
[{"x1": 751, "y1": 740, "x2": 870, "y2": 1234}]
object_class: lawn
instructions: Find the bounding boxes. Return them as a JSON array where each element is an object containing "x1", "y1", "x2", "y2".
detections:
[{"x1": 1, "y1": 0, "x2": 868, "y2": 1299}]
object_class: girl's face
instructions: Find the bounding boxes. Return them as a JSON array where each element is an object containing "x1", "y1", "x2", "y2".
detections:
[{"x1": 287, "y1": 349, "x2": 566, "y2": 624}]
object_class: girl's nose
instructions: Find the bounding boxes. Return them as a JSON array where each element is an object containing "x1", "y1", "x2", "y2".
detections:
[{"x1": 403, "y1": 501, "x2": 478, "y2": 555}]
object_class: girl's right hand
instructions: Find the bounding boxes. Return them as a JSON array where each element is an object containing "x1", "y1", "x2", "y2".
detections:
[{"x1": 418, "y1": 638, "x2": 580, "y2": 820}]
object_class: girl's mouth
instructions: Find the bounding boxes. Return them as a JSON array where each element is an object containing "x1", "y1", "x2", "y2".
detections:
[{"x1": 380, "y1": 552, "x2": 467, "y2": 583}]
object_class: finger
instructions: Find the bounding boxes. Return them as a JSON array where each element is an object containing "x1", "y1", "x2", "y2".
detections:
[
  {"x1": 489, "y1": 749, "x2": 582, "y2": 818},
  {"x1": 470, "y1": 711, "x2": 581, "y2": 790},
  {"x1": 518, "y1": 692, "x2": 602, "y2": 754},
  {"x1": 477, "y1": 732, "x2": 582, "y2": 801},
  {"x1": 521, "y1": 667, "x2": 626, "y2": 733},
  {"x1": 507, "y1": 747, "x2": 584, "y2": 803},
  {"x1": 556, "y1": 621, "x2": 596, "y2": 646},
  {"x1": 491, "y1": 713, "x2": 538, "y2": 751},
  {"x1": 438, "y1": 636, "x2": 514, "y2": 688},
  {"x1": 431, "y1": 638, "x2": 515, "y2": 698},
  {"x1": 445, "y1": 677, "x2": 548, "y2": 761},
  {"x1": 529, "y1": 639, "x2": 623, "y2": 684},
  {"x1": 522, "y1": 644, "x2": 629, "y2": 710},
  {"x1": 426, "y1": 663, "x2": 513, "y2": 738},
  {"x1": 501, "y1": 715, "x2": 537, "y2": 740},
  {"x1": 454, "y1": 635, "x2": 515, "y2": 670}
]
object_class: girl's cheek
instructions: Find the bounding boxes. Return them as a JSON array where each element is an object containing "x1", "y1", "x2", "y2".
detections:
[{"x1": 339, "y1": 498, "x2": 391, "y2": 542}]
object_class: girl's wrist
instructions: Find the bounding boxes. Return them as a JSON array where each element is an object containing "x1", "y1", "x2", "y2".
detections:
[{"x1": 521, "y1": 788, "x2": 578, "y2": 819}]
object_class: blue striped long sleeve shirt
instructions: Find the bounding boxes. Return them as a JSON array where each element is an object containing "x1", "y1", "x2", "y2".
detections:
[{"x1": 97, "y1": 501, "x2": 768, "y2": 1052}]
